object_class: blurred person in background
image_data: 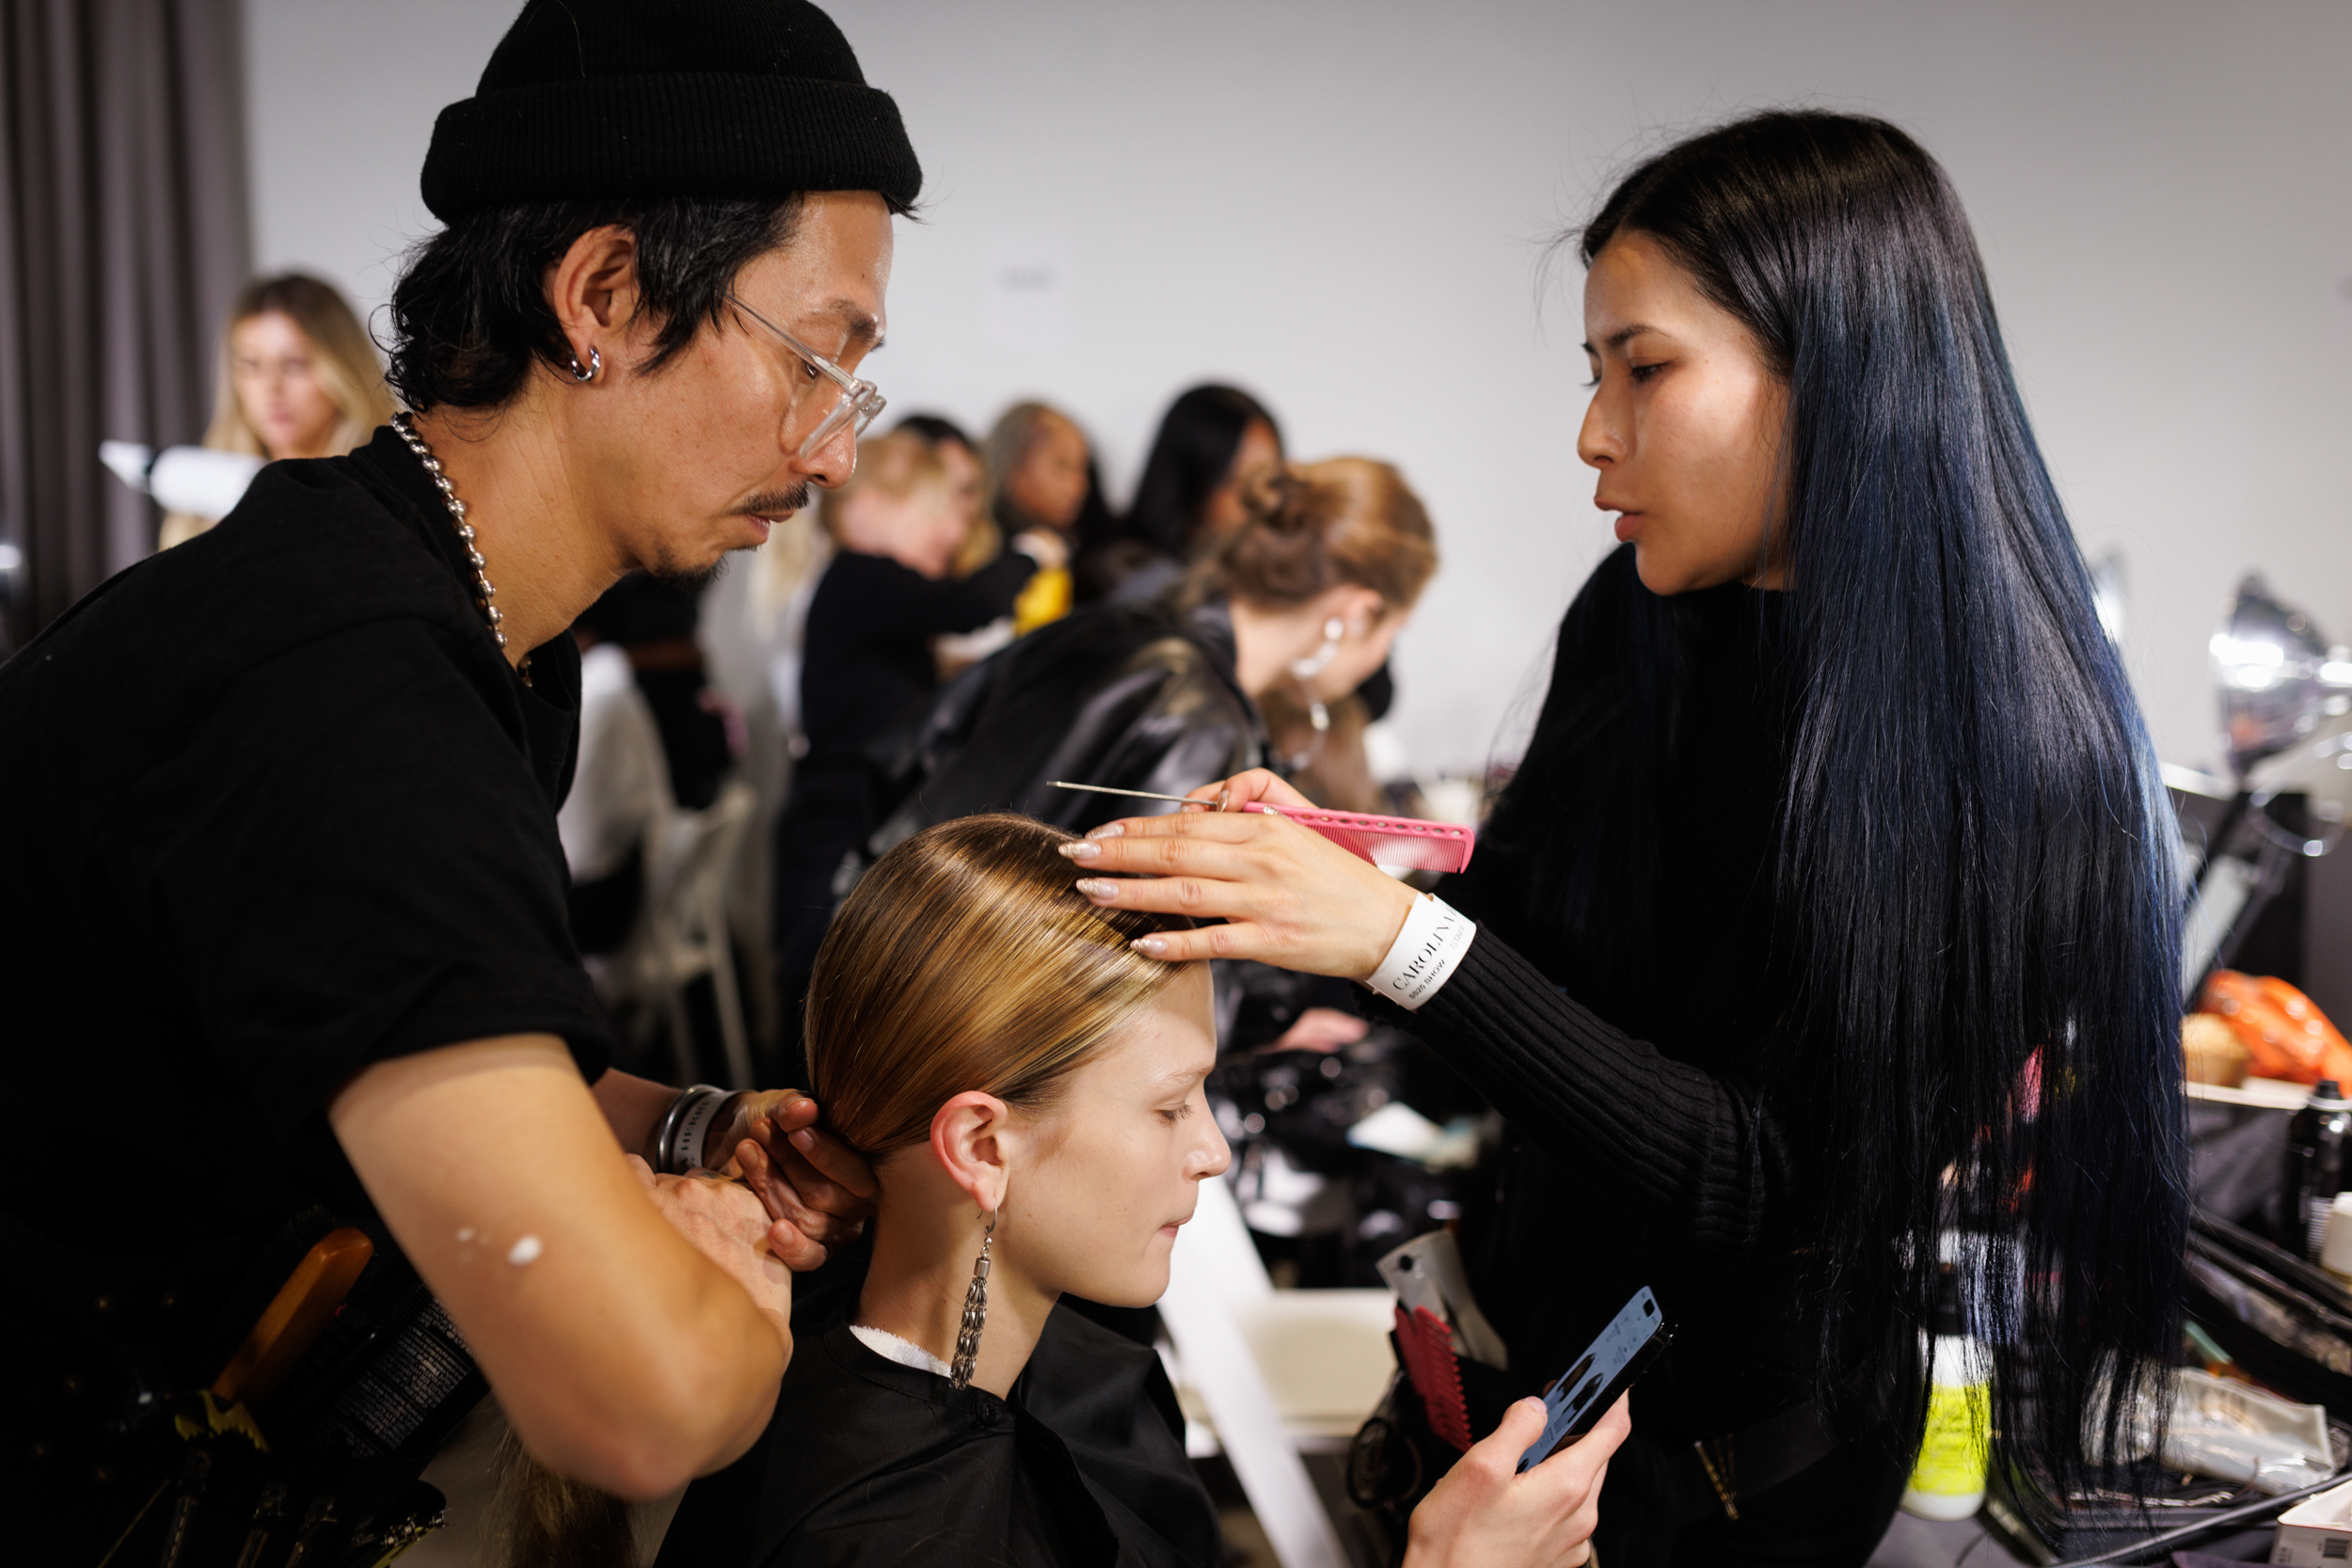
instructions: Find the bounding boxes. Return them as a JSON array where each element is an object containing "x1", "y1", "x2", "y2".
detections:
[
  {"x1": 699, "y1": 501, "x2": 831, "y2": 1049},
  {"x1": 1080, "y1": 383, "x2": 1282, "y2": 606},
  {"x1": 897, "y1": 412, "x2": 990, "y2": 572},
  {"x1": 874, "y1": 457, "x2": 1435, "y2": 1078},
  {"x1": 879, "y1": 458, "x2": 1432, "y2": 845},
  {"x1": 902, "y1": 412, "x2": 1018, "y2": 674},
  {"x1": 771, "y1": 431, "x2": 1051, "y2": 1057},
  {"x1": 983, "y1": 400, "x2": 1092, "y2": 634},
  {"x1": 563, "y1": 591, "x2": 671, "y2": 958},
  {"x1": 593, "y1": 575, "x2": 739, "y2": 810},
  {"x1": 563, "y1": 577, "x2": 739, "y2": 958},
  {"x1": 159, "y1": 272, "x2": 394, "y2": 547},
  {"x1": 703, "y1": 411, "x2": 983, "y2": 1050}
]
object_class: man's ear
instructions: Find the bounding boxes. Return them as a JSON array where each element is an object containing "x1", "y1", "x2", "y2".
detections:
[
  {"x1": 545, "y1": 223, "x2": 642, "y2": 370},
  {"x1": 930, "y1": 1091, "x2": 1013, "y2": 1214}
]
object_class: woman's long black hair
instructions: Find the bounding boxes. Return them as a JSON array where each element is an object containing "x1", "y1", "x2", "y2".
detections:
[
  {"x1": 1486, "y1": 111, "x2": 2185, "y2": 1486},
  {"x1": 1126, "y1": 384, "x2": 1283, "y2": 558}
]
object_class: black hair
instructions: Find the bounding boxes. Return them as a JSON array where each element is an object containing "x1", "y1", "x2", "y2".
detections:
[
  {"x1": 892, "y1": 412, "x2": 977, "y2": 451},
  {"x1": 385, "y1": 194, "x2": 829, "y2": 411},
  {"x1": 1490, "y1": 110, "x2": 2184, "y2": 1490},
  {"x1": 1126, "y1": 385, "x2": 1283, "y2": 558}
]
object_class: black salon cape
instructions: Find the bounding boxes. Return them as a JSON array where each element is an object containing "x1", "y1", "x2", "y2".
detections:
[{"x1": 655, "y1": 1310, "x2": 1218, "y2": 1568}]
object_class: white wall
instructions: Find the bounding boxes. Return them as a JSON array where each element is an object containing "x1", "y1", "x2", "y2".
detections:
[{"x1": 246, "y1": 0, "x2": 2352, "y2": 778}]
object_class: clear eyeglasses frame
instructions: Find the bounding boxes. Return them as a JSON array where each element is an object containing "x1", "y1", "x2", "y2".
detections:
[{"x1": 724, "y1": 292, "x2": 886, "y2": 458}]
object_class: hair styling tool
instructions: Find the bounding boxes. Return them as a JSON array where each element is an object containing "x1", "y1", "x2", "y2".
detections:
[{"x1": 1049, "y1": 781, "x2": 1475, "y2": 873}]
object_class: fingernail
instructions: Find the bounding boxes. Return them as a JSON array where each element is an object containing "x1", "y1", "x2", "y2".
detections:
[
  {"x1": 1216, "y1": 790, "x2": 1231, "y2": 811},
  {"x1": 1059, "y1": 840, "x2": 1101, "y2": 861},
  {"x1": 1076, "y1": 878, "x2": 1118, "y2": 900},
  {"x1": 1087, "y1": 822, "x2": 1124, "y2": 840},
  {"x1": 1132, "y1": 936, "x2": 1169, "y2": 958},
  {"x1": 790, "y1": 1129, "x2": 815, "y2": 1149}
]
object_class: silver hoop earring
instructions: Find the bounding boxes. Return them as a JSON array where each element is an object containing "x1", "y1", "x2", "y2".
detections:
[
  {"x1": 948, "y1": 1211, "x2": 995, "y2": 1391},
  {"x1": 567, "y1": 345, "x2": 601, "y2": 384}
]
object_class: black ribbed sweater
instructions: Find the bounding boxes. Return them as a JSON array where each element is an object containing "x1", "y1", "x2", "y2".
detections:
[{"x1": 1405, "y1": 558, "x2": 1817, "y2": 1448}]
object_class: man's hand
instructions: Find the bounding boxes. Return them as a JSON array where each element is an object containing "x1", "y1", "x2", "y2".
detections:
[
  {"x1": 1404, "y1": 1394, "x2": 1629, "y2": 1568},
  {"x1": 707, "y1": 1091, "x2": 878, "y2": 1264},
  {"x1": 627, "y1": 1156, "x2": 794, "y2": 1343}
]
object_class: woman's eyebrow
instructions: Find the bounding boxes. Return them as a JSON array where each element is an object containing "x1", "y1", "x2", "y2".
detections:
[{"x1": 1594, "y1": 322, "x2": 1661, "y2": 352}]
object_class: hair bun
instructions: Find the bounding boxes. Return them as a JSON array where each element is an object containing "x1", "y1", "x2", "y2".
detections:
[
  {"x1": 1192, "y1": 457, "x2": 1437, "y2": 616},
  {"x1": 1237, "y1": 466, "x2": 1310, "y2": 532}
]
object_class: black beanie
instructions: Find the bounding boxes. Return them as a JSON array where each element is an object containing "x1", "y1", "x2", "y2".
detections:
[{"x1": 420, "y1": 0, "x2": 921, "y2": 220}]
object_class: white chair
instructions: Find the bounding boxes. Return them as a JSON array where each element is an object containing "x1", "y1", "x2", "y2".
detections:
[
  {"x1": 603, "y1": 778, "x2": 760, "y2": 1089},
  {"x1": 1160, "y1": 1175, "x2": 1397, "y2": 1568}
]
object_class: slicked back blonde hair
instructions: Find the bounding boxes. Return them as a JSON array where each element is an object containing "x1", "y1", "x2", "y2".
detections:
[{"x1": 807, "y1": 814, "x2": 1190, "y2": 1159}]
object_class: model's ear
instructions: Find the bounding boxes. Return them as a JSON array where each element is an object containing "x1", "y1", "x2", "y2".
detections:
[
  {"x1": 1336, "y1": 583, "x2": 1387, "y2": 634},
  {"x1": 544, "y1": 223, "x2": 642, "y2": 373},
  {"x1": 929, "y1": 1091, "x2": 1013, "y2": 1215}
]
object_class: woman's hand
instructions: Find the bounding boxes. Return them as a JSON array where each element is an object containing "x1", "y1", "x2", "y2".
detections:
[
  {"x1": 1404, "y1": 1394, "x2": 1629, "y2": 1568},
  {"x1": 627, "y1": 1156, "x2": 795, "y2": 1345},
  {"x1": 1057, "y1": 770, "x2": 1416, "y2": 980},
  {"x1": 708, "y1": 1090, "x2": 879, "y2": 1264}
]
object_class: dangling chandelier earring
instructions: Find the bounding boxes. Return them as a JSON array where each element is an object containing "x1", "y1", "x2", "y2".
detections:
[
  {"x1": 1287, "y1": 616, "x2": 1347, "y2": 735},
  {"x1": 948, "y1": 1210, "x2": 996, "y2": 1391}
]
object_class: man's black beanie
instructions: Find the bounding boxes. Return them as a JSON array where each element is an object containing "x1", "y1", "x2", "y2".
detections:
[{"x1": 420, "y1": 0, "x2": 920, "y2": 220}]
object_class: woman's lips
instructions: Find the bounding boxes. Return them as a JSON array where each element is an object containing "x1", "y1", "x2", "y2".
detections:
[{"x1": 1612, "y1": 511, "x2": 1644, "y2": 544}]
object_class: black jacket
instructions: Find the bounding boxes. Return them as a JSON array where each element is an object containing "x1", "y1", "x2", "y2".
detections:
[
  {"x1": 655, "y1": 1312, "x2": 1219, "y2": 1568},
  {"x1": 870, "y1": 598, "x2": 1263, "y2": 855}
]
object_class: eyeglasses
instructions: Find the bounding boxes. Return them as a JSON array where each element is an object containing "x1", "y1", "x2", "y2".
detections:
[{"x1": 724, "y1": 292, "x2": 886, "y2": 458}]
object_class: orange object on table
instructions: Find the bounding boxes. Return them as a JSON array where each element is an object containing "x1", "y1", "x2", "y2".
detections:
[{"x1": 2198, "y1": 971, "x2": 2352, "y2": 1085}]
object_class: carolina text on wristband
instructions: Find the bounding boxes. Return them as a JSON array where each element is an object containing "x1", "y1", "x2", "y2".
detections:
[{"x1": 1363, "y1": 894, "x2": 1475, "y2": 1011}]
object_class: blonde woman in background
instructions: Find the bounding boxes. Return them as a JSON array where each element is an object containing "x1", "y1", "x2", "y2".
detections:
[
  {"x1": 160, "y1": 274, "x2": 393, "y2": 547},
  {"x1": 700, "y1": 414, "x2": 1001, "y2": 1058},
  {"x1": 771, "y1": 432, "x2": 1055, "y2": 1067}
]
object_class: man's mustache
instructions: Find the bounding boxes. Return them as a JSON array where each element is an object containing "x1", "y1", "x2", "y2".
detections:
[{"x1": 744, "y1": 484, "x2": 811, "y2": 518}]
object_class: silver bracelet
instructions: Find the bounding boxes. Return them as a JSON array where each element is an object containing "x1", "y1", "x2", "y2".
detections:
[{"x1": 657, "y1": 1085, "x2": 730, "y2": 1175}]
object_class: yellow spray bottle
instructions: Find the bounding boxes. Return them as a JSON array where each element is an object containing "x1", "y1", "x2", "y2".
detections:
[{"x1": 1900, "y1": 1266, "x2": 1990, "y2": 1520}]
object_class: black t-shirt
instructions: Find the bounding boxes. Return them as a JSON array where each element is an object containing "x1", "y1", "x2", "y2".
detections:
[
  {"x1": 0, "y1": 426, "x2": 614, "y2": 1437},
  {"x1": 797, "y1": 547, "x2": 1035, "y2": 764}
]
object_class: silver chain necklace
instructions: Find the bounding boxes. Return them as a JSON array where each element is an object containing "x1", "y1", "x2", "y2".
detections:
[{"x1": 390, "y1": 412, "x2": 531, "y2": 684}]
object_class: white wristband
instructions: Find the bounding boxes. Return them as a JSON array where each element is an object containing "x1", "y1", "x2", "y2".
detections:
[{"x1": 1363, "y1": 894, "x2": 1475, "y2": 1012}]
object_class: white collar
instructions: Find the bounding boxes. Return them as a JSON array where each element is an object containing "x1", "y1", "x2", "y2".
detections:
[{"x1": 850, "y1": 1323, "x2": 951, "y2": 1377}]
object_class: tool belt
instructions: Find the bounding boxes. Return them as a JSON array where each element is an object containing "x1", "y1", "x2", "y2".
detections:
[{"x1": 27, "y1": 1204, "x2": 485, "y2": 1567}]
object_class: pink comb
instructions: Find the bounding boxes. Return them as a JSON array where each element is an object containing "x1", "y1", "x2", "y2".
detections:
[{"x1": 1049, "y1": 782, "x2": 1475, "y2": 875}]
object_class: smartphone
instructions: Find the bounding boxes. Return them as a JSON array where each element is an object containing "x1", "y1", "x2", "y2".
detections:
[{"x1": 1516, "y1": 1287, "x2": 1670, "y2": 1472}]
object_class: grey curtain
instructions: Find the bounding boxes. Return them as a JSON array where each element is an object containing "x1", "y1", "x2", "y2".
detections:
[{"x1": 0, "y1": 0, "x2": 249, "y2": 652}]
